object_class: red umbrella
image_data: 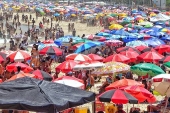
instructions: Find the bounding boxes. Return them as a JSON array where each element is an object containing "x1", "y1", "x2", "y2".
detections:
[
  {"x1": 39, "y1": 46, "x2": 62, "y2": 56},
  {"x1": 66, "y1": 53, "x2": 92, "y2": 62},
  {"x1": 117, "y1": 47, "x2": 140, "y2": 54},
  {"x1": 106, "y1": 78, "x2": 144, "y2": 90},
  {"x1": 88, "y1": 54, "x2": 104, "y2": 61},
  {"x1": 138, "y1": 51, "x2": 164, "y2": 63},
  {"x1": 7, "y1": 50, "x2": 31, "y2": 62},
  {"x1": 31, "y1": 69, "x2": 53, "y2": 81},
  {"x1": 55, "y1": 60, "x2": 77, "y2": 73},
  {"x1": 7, "y1": 72, "x2": 36, "y2": 81},
  {"x1": 71, "y1": 43, "x2": 84, "y2": 50},
  {"x1": 103, "y1": 54, "x2": 130, "y2": 63},
  {"x1": 135, "y1": 45, "x2": 149, "y2": 52},
  {"x1": 120, "y1": 50, "x2": 139, "y2": 62},
  {"x1": 6, "y1": 62, "x2": 33, "y2": 73},
  {"x1": 121, "y1": 85, "x2": 156, "y2": 103},
  {"x1": 159, "y1": 55, "x2": 170, "y2": 63},
  {"x1": 155, "y1": 45, "x2": 170, "y2": 54},
  {"x1": 98, "y1": 89, "x2": 138, "y2": 104},
  {"x1": 42, "y1": 39, "x2": 54, "y2": 44}
]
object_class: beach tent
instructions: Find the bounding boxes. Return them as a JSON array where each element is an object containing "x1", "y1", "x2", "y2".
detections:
[{"x1": 0, "y1": 77, "x2": 95, "y2": 112}]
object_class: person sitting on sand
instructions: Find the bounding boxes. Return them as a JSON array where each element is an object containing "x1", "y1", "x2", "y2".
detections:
[{"x1": 147, "y1": 97, "x2": 170, "y2": 112}]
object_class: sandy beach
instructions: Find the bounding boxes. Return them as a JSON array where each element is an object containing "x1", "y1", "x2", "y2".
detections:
[{"x1": 0, "y1": 11, "x2": 166, "y2": 113}]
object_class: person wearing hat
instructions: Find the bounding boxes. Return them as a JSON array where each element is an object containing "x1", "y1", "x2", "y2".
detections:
[{"x1": 115, "y1": 104, "x2": 126, "y2": 113}]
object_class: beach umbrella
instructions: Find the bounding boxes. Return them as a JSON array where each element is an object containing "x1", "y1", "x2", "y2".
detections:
[
  {"x1": 7, "y1": 50, "x2": 31, "y2": 62},
  {"x1": 6, "y1": 62, "x2": 33, "y2": 73},
  {"x1": 71, "y1": 43, "x2": 84, "y2": 50},
  {"x1": 0, "y1": 77, "x2": 95, "y2": 112},
  {"x1": 135, "y1": 45, "x2": 149, "y2": 52},
  {"x1": 121, "y1": 85, "x2": 156, "y2": 103},
  {"x1": 152, "y1": 74, "x2": 170, "y2": 97},
  {"x1": 88, "y1": 54, "x2": 104, "y2": 61},
  {"x1": 91, "y1": 62, "x2": 130, "y2": 75},
  {"x1": 66, "y1": 53, "x2": 92, "y2": 62},
  {"x1": 53, "y1": 76, "x2": 84, "y2": 89},
  {"x1": 104, "y1": 40, "x2": 123, "y2": 47},
  {"x1": 141, "y1": 47, "x2": 154, "y2": 53},
  {"x1": 144, "y1": 38, "x2": 165, "y2": 47},
  {"x1": 160, "y1": 55, "x2": 170, "y2": 63},
  {"x1": 55, "y1": 60, "x2": 77, "y2": 73},
  {"x1": 54, "y1": 13, "x2": 60, "y2": 17},
  {"x1": 138, "y1": 50, "x2": 163, "y2": 63},
  {"x1": 164, "y1": 62, "x2": 170, "y2": 68},
  {"x1": 131, "y1": 63, "x2": 165, "y2": 76},
  {"x1": 106, "y1": 78, "x2": 143, "y2": 90},
  {"x1": 155, "y1": 45, "x2": 170, "y2": 54},
  {"x1": 104, "y1": 54, "x2": 130, "y2": 63},
  {"x1": 126, "y1": 40, "x2": 148, "y2": 47},
  {"x1": 98, "y1": 89, "x2": 138, "y2": 104},
  {"x1": 31, "y1": 69, "x2": 52, "y2": 81},
  {"x1": 73, "y1": 61, "x2": 105, "y2": 71},
  {"x1": 39, "y1": 46, "x2": 62, "y2": 56},
  {"x1": 117, "y1": 47, "x2": 140, "y2": 54},
  {"x1": 38, "y1": 43, "x2": 58, "y2": 50},
  {"x1": 120, "y1": 50, "x2": 139, "y2": 62},
  {"x1": 109, "y1": 24, "x2": 123, "y2": 30},
  {"x1": 114, "y1": 29, "x2": 130, "y2": 36},
  {"x1": 97, "y1": 32, "x2": 111, "y2": 37},
  {"x1": 42, "y1": 39, "x2": 54, "y2": 44},
  {"x1": 7, "y1": 72, "x2": 36, "y2": 81},
  {"x1": 75, "y1": 42, "x2": 103, "y2": 53}
]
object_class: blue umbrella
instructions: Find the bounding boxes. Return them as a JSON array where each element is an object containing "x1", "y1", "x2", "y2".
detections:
[
  {"x1": 54, "y1": 13, "x2": 60, "y2": 17},
  {"x1": 161, "y1": 35, "x2": 170, "y2": 41},
  {"x1": 114, "y1": 29, "x2": 130, "y2": 36},
  {"x1": 149, "y1": 31, "x2": 164, "y2": 37},
  {"x1": 144, "y1": 37, "x2": 165, "y2": 47},
  {"x1": 97, "y1": 32, "x2": 111, "y2": 37},
  {"x1": 126, "y1": 40, "x2": 148, "y2": 47},
  {"x1": 75, "y1": 42, "x2": 103, "y2": 53}
]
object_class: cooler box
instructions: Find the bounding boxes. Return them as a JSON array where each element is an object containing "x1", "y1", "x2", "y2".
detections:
[
  {"x1": 105, "y1": 103, "x2": 117, "y2": 113},
  {"x1": 96, "y1": 101, "x2": 105, "y2": 112},
  {"x1": 75, "y1": 107, "x2": 88, "y2": 113}
]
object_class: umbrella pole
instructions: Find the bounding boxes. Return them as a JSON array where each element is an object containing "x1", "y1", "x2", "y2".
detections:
[
  {"x1": 163, "y1": 98, "x2": 168, "y2": 113},
  {"x1": 92, "y1": 101, "x2": 96, "y2": 113},
  {"x1": 127, "y1": 104, "x2": 128, "y2": 113}
]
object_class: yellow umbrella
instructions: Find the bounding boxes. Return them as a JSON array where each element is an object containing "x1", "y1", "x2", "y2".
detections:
[
  {"x1": 138, "y1": 19, "x2": 144, "y2": 23},
  {"x1": 150, "y1": 13, "x2": 156, "y2": 17},
  {"x1": 109, "y1": 24, "x2": 123, "y2": 30},
  {"x1": 71, "y1": 14, "x2": 76, "y2": 17}
]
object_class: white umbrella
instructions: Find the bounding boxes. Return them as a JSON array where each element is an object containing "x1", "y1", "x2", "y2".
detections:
[{"x1": 54, "y1": 76, "x2": 84, "y2": 89}]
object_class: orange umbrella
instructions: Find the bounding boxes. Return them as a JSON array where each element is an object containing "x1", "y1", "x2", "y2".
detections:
[
  {"x1": 121, "y1": 85, "x2": 156, "y2": 103},
  {"x1": 106, "y1": 78, "x2": 144, "y2": 90},
  {"x1": 7, "y1": 72, "x2": 36, "y2": 81}
]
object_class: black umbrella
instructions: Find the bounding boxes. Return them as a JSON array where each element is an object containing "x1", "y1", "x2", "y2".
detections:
[
  {"x1": 31, "y1": 69, "x2": 53, "y2": 81},
  {"x1": 99, "y1": 89, "x2": 138, "y2": 104},
  {"x1": 0, "y1": 77, "x2": 95, "y2": 112}
]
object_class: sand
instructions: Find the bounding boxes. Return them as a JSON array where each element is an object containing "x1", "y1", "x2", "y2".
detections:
[{"x1": 1, "y1": 11, "x2": 165, "y2": 113}]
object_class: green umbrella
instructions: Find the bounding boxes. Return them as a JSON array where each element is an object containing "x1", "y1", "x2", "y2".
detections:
[
  {"x1": 72, "y1": 39, "x2": 91, "y2": 44},
  {"x1": 144, "y1": 24, "x2": 153, "y2": 28},
  {"x1": 121, "y1": 21, "x2": 130, "y2": 26},
  {"x1": 109, "y1": 13, "x2": 118, "y2": 17},
  {"x1": 131, "y1": 63, "x2": 165, "y2": 76},
  {"x1": 164, "y1": 62, "x2": 170, "y2": 68}
]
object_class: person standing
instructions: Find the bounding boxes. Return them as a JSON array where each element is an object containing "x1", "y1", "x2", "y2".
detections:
[{"x1": 72, "y1": 28, "x2": 76, "y2": 37}]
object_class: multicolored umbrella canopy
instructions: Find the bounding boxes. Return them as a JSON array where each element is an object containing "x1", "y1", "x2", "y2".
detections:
[
  {"x1": 66, "y1": 53, "x2": 92, "y2": 62},
  {"x1": 31, "y1": 69, "x2": 53, "y2": 81},
  {"x1": 131, "y1": 63, "x2": 165, "y2": 76},
  {"x1": 7, "y1": 50, "x2": 31, "y2": 62},
  {"x1": 99, "y1": 89, "x2": 138, "y2": 104},
  {"x1": 39, "y1": 46, "x2": 62, "y2": 56}
]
